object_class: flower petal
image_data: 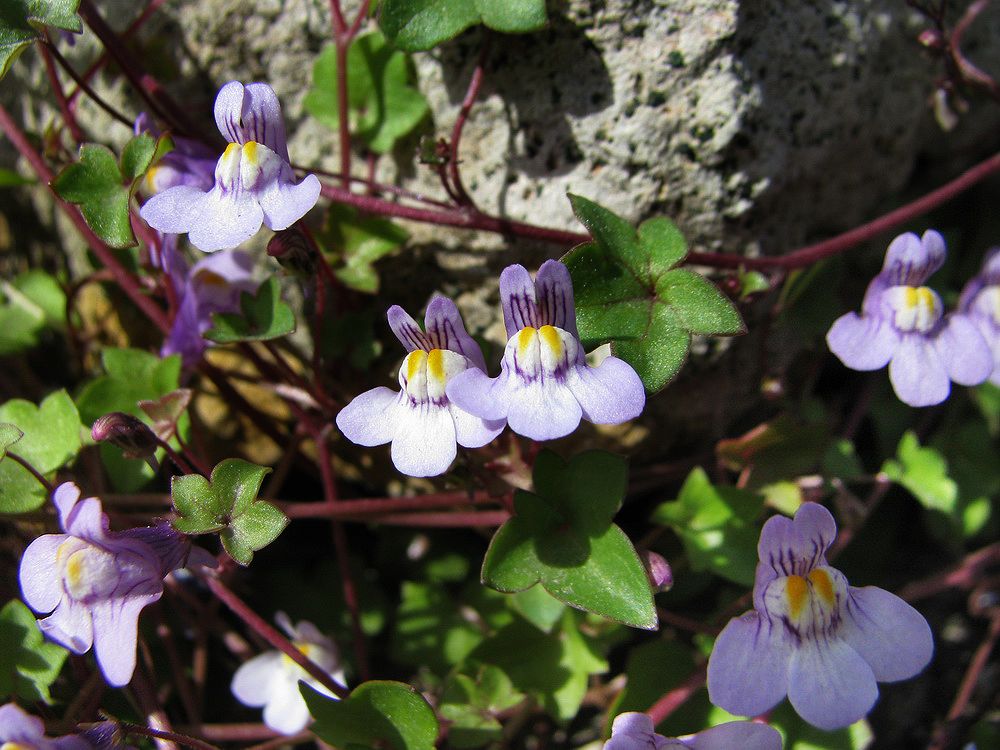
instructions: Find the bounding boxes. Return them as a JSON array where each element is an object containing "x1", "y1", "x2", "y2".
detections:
[
  {"x1": 707, "y1": 611, "x2": 791, "y2": 718},
  {"x1": 38, "y1": 599, "x2": 93, "y2": 654},
  {"x1": 933, "y1": 314, "x2": 992, "y2": 386},
  {"x1": 262, "y1": 675, "x2": 312, "y2": 735},
  {"x1": 231, "y1": 651, "x2": 283, "y2": 707},
  {"x1": 336, "y1": 387, "x2": 401, "y2": 447},
  {"x1": 140, "y1": 185, "x2": 208, "y2": 235},
  {"x1": 755, "y1": 503, "x2": 836, "y2": 593},
  {"x1": 214, "y1": 82, "x2": 290, "y2": 160},
  {"x1": 57, "y1": 489, "x2": 111, "y2": 543},
  {"x1": 499, "y1": 264, "x2": 540, "y2": 338},
  {"x1": 826, "y1": 313, "x2": 898, "y2": 371},
  {"x1": 881, "y1": 230, "x2": 945, "y2": 285},
  {"x1": 446, "y1": 368, "x2": 511, "y2": 422},
  {"x1": 787, "y1": 637, "x2": 877, "y2": 730},
  {"x1": 387, "y1": 305, "x2": 431, "y2": 352},
  {"x1": 506, "y1": 379, "x2": 582, "y2": 441},
  {"x1": 566, "y1": 356, "x2": 645, "y2": 424},
  {"x1": 839, "y1": 586, "x2": 933, "y2": 682},
  {"x1": 683, "y1": 722, "x2": 782, "y2": 750},
  {"x1": 91, "y1": 590, "x2": 160, "y2": 687},
  {"x1": 186, "y1": 188, "x2": 265, "y2": 253},
  {"x1": 19, "y1": 534, "x2": 69, "y2": 613},
  {"x1": 0, "y1": 699, "x2": 47, "y2": 743},
  {"x1": 535, "y1": 260, "x2": 577, "y2": 337},
  {"x1": 889, "y1": 333, "x2": 950, "y2": 407},
  {"x1": 424, "y1": 296, "x2": 487, "y2": 371},
  {"x1": 606, "y1": 712, "x2": 659, "y2": 750},
  {"x1": 257, "y1": 170, "x2": 321, "y2": 231},
  {"x1": 450, "y1": 404, "x2": 505, "y2": 448},
  {"x1": 390, "y1": 402, "x2": 457, "y2": 477}
]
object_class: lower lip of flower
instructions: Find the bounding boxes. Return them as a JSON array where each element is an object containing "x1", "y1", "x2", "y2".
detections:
[{"x1": 58, "y1": 539, "x2": 120, "y2": 601}]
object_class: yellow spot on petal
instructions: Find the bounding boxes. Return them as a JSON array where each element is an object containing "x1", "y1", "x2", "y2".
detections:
[
  {"x1": 281, "y1": 641, "x2": 320, "y2": 669},
  {"x1": 243, "y1": 140, "x2": 258, "y2": 165},
  {"x1": 197, "y1": 270, "x2": 227, "y2": 288},
  {"x1": 539, "y1": 325, "x2": 563, "y2": 358},
  {"x1": 903, "y1": 286, "x2": 918, "y2": 309},
  {"x1": 222, "y1": 142, "x2": 241, "y2": 160},
  {"x1": 786, "y1": 574, "x2": 808, "y2": 619},
  {"x1": 916, "y1": 287, "x2": 937, "y2": 316},
  {"x1": 3, "y1": 742, "x2": 33, "y2": 750},
  {"x1": 518, "y1": 326, "x2": 537, "y2": 357},
  {"x1": 65, "y1": 551, "x2": 85, "y2": 589},
  {"x1": 427, "y1": 349, "x2": 445, "y2": 382},
  {"x1": 406, "y1": 350, "x2": 426, "y2": 382},
  {"x1": 144, "y1": 165, "x2": 160, "y2": 193},
  {"x1": 809, "y1": 568, "x2": 835, "y2": 606}
]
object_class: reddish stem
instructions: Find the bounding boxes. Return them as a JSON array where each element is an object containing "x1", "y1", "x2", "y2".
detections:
[
  {"x1": 448, "y1": 39, "x2": 490, "y2": 207},
  {"x1": 349, "y1": 509, "x2": 510, "y2": 527},
  {"x1": 45, "y1": 41, "x2": 135, "y2": 129},
  {"x1": 118, "y1": 723, "x2": 219, "y2": 750},
  {"x1": 5, "y1": 452, "x2": 53, "y2": 493},
  {"x1": 281, "y1": 490, "x2": 496, "y2": 518},
  {"x1": 38, "y1": 43, "x2": 85, "y2": 143},
  {"x1": 202, "y1": 574, "x2": 350, "y2": 699},
  {"x1": 645, "y1": 666, "x2": 707, "y2": 725}
]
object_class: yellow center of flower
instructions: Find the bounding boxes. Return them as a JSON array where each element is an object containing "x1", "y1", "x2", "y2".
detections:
[
  {"x1": 3, "y1": 742, "x2": 32, "y2": 750},
  {"x1": 785, "y1": 574, "x2": 808, "y2": 619},
  {"x1": 401, "y1": 348, "x2": 467, "y2": 404},
  {"x1": 809, "y1": 568, "x2": 836, "y2": 605},
  {"x1": 886, "y1": 285, "x2": 942, "y2": 333},
  {"x1": 243, "y1": 140, "x2": 259, "y2": 165},
  {"x1": 58, "y1": 539, "x2": 119, "y2": 601},
  {"x1": 281, "y1": 641, "x2": 320, "y2": 670},
  {"x1": 768, "y1": 564, "x2": 846, "y2": 637}
]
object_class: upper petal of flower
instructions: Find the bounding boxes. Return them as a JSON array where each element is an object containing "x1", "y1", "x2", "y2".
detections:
[
  {"x1": 754, "y1": 502, "x2": 837, "y2": 592},
  {"x1": 499, "y1": 264, "x2": 541, "y2": 338},
  {"x1": 707, "y1": 610, "x2": 791, "y2": 718},
  {"x1": 53, "y1": 483, "x2": 112, "y2": 543},
  {"x1": 535, "y1": 259, "x2": 578, "y2": 338},
  {"x1": 880, "y1": 230, "x2": 945, "y2": 286},
  {"x1": 214, "y1": 81, "x2": 289, "y2": 161},
  {"x1": 786, "y1": 636, "x2": 878, "y2": 730},
  {"x1": 424, "y1": 296, "x2": 488, "y2": 372},
  {"x1": 839, "y1": 586, "x2": 933, "y2": 682},
  {"x1": 826, "y1": 312, "x2": 899, "y2": 371},
  {"x1": 388, "y1": 305, "x2": 431, "y2": 352}
]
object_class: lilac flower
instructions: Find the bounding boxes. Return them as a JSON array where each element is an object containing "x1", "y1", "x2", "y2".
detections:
[
  {"x1": 446, "y1": 261, "x2": 645, "y2": 440},
  {"x1": 826, "y1": 230, "x2": 992, "y2": 406},
  {"x1": 231, "y1": 612, "x2": 345, "y2": 735},
  {"x1": 134, "y1": 113, "x2": 216, "y2": 195},
  {"x1": 161, "y1": 249, "x2": 258, "y2": 366},
  {"x1": 958, "y1": 246, "x2": 1000, "y2": 386},
  {"x1": 18, "y1": 483, "x2": 210, "y2": 687},
  {"x1": 140, "y1": 82, "x2": 321, "y2": 252},
  {"x1": 336, "y1": 297, "x2": 504, "y2": 477},
  {"x1": 707, "y1": 503, "x2": 933, "y2": 730},
  {"x1": 0, "y1": 703, "x2": 90, "y2": 750},
  {"x1": 605, "y1": 713, "x2": 781, "y2": 750}
]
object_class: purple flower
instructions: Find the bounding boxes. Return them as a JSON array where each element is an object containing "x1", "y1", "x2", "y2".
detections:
[
  {"x1": 707, "y1": 503, "x2": 933, "y2": 730},
  {"x1": 134, "y1": 113, "x2": 216, "y2": 195},
  {"x1": 826, "y1": 230, "x2": 992, "y2": 406},
  {"x1": 230, "y1": 612, "x2": 345, "y2": 735},
  {"x1": 18, "y1": 483, "x2": 209, "y2": 687},
  {"x1": 139, "y1": 82, "x2": 321, "y2": 252},
  {"x1": 0, "y1": 703, "x2": 90, "y2": 750},
  {"x1": 161, "y1": 250, "x2": 258, "y2": 366},
  {"x1": 605, "y1": 713, "x2": 781, "y2": 750},
  {"x1": 336, "y1": 297, "x2": 504, "y2": 477},
  {"x1": 958, "y1": 246, "x2": 1000, "y2": 386},
  {"x1": 446, "y1": 261, "x2": 645, "y2": 440}
]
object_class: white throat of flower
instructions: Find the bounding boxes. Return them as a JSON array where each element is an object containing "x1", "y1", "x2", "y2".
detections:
[
  {"x1": 510, "y1": 324, "x2": 580, "y2": 383},
  {"x1": 763, "y1": 565, "x2": 848, "y2": 641},
  {"x1": 216, "y1": 140, "x2": 282, "y2": 194},
  {"x1": 970, "y1": 285, "x2": 1000, "y2": 327},
  {"x1": 399, "y1": 349, "x2": 469, "y2": 407},
  {"x1": 57, "y1": 538, "x2": 120, "y2": 602},
  {"x1": 883, "y1": 285, "x2": 943, "y2": 333}
]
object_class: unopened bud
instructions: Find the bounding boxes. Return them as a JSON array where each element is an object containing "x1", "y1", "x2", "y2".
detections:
[
  {"x1": 267, "y1": 228, "x2": 316, "y2": 276},
  {"x1": 918, "y1": 28, "x2": 943, "y2": 50},
  {"x1": 91, "y1": 412, "x2": 159, "y2": 459},
  {"x1": 640, "y1": 550, "x2": 673, "y2": 592}
]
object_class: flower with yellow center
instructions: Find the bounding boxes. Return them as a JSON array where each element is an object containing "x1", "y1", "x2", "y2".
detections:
[
  {"x1": 958, "y1": 246, "x2": 1000, "y2": 386},
  {"x1": 708, "y1": 503, "x2": 933, "y2": 731}
]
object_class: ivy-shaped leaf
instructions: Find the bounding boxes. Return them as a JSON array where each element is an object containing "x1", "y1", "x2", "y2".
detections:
[
  {"x1": 0, "y1": 599, "x2": 68, "y2": 703},
  {"x1": 380, "y1": 0, "x2": 547, "y2": 51},
  {"x1": 52, "y1": 133, "x2": 169, "y2": 248},
  {"x1": 440, "y1": 665, "x2": 525, "y2": 748},
  {"x1": 0, "y1": 423, "x2": 24, "y2": 460},
  {"x1": 562, "y1": 194, "x2": 745, "y2": 392},
  {"x1": 651, "y1": 467, "x2": 764, "y2": 586},
  {"x1": 0, "y1": 389, "x2": 82, "y2": 514},
  {"x1": 0, "y1": 0, "x2": 81, "y2": 79},
  {"x1": 313, "y1": 205, "x2": 409, "y2": 293},
  {"x1": 481, "y1": 450, "x2": 656, "y2": 630},
  {"x1": 76, "y1": 348, "x2": 184, "y2": 492},
  {"x1": 171, "y1": 458, "x2": 286, "y2": 566},
  {"x1": 301, "y1": 680, "x2": 439, "y2": 750},
  {"x1": 881, "y1": 431, "x2": 958, "y2": 515},
  {"x1": 0, "y1": 270, "x2": 67, "y2": 355},
  {"x1": 305, "y1": 31, "x2": 429, "y2": 154},
  {"x1": 204, "y1": 277, "x2": 295, "y2": 343}
]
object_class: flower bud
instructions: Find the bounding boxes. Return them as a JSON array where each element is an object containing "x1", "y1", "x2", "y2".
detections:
[
  {"x1": 267, "y1": 228, "x2": 316, "y2": 276},
  {"x1": 640, "y1": 549, "x2": 673, "y2": 592},
  {"x1": 91, "y1": 412, "x2": 159, "y2": 459}
]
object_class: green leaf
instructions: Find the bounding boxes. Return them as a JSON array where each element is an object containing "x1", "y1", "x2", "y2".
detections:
[
  {"x1": 204, "y1": 277, "x2": 295, "y2": 343},
  {"x1": 440, "y1": 665, "x2": 525, "y2": 748},
  {"x1": 119, "y1": 132, "x2": 157, "y2": 181},
  {"x1": 302, "y1": 680, "x2": 439, "y2": 750},
  {"x1": 882, "y1": 431, "x2": 957, "y2": 515},
  {"x1": 469, "y1": 610, "x2": 607, "y2": 721},
  {"x1": 171, "y1": 458, "x2": 286, "y2": 566},
  {"x1": 76, "y1": 348, "x2": 184, "y2": 491},
  {"x1": 0, "y1": 599, "x2": 68, "y2": 703},
  {"x1": 0, "y1": 0, "x2": 81, "y2": 79},
  {"x1": 0, "y1": 423, "x2": 23, "y2": 460},
  {"x1": 380, "y1": 0, "x2": 547, "y2": 51},
  {"x1": 313, "y1": 204, "x2": 409, "y2": 293},
  {"x1": 563, "y1": 195, "x2": 744, "y2": 392},
  {"x1": 0, "y1": 270, "x2": 67, "y2": 354},
  {"x1": 305, "y1": 32, "x2": 429, "y2": 154},
  {"x1": 391, "y1": 581, "x2": 485, "y2": 674},
  {"x1": 0, "y1": 390, "x2": 82, "y2": 513},
  {"x1": 0, "y1": 167, "x2": 33, "y2": 187},
  {"x1": 651, "y1": 467, "x2": 764, "y2": 586},
  {"x1": 509, "y1": 586, "x2": 565, "y2": 633},
  {"x1": 481, "y1": 450, "x2": 656, "y2": 630}
]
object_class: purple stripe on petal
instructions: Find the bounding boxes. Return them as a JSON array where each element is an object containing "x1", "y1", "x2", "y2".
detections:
[
  {"x1": 881, "y1": 231, "x2": 944, "y2": 286},
  {"x1": 535, "y1": 260, "x2": 578, "y2": 336},
  {"x1": 826, "y1": 312, "x2": 898, "y2": 371},
  {"x1": 213, "y1": 81, "x2": 246, "y2": 144},
  {"x1": 888, "y1": 333, "x2": 950, "y2": 407},
  {"x1": 707, "y1": 611, "x2": 790, "y2": 718},
  {"x1": 787, "y1": 637, "x2": 878, "y2": 731},
  {"x1": 932, "y1": 314, "x2": 992, "y2": 386},
  {"x1": 387, "y1": 305, "x2": 430, "y2": 352},
  {"x1": 242, "y1": 83, "x2": 289, "y2": 160},
  {"x1": 424, "y1": 296, "x2": 487, "y2": 371},
  {"x1": 839, "y1": 586, "x2": 933, "y2": 682},
  {"x1": 499, "y1": 264, "x2": 539, "y2": 337},
  {"x1": 754, "y1": 503, "x2": 835, "y2": 588}
]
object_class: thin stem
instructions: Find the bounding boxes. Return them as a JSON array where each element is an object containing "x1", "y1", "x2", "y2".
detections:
[
  {"x1": 645, "y1": 666, "x2": 707, "y2": 725},
  {"x1": 45, "y1": 41, "x2": 135, "y2": 129},
  {"x1": 118, "y1": 723, "x2": 220, "y2": 750},
  {"x1": 351, "y1": 509, "x2": 510, "y2": 527},
  {"x1": 281, "y1": 490, "x2": 496, "y2": 518},
  {"x1": 899, "y1": 542, "x2": 1000, "y2": 603},
  {"x1": 334, "y1": 39, "x2": 352, "y2": 189},
  {"x1": 5, "y1": 452, "x2": 54, "y2": 494},
  {"x1": 38, "y1": 42, "x2": 85, "y2": 143},
  {"x1": 202, "y1": 573, "x2": 350, "y2": 699},
  {"x1": 448, "y1": 39, "x2": 490, "y2": 207}
]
